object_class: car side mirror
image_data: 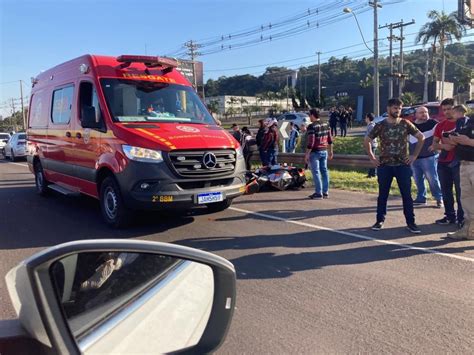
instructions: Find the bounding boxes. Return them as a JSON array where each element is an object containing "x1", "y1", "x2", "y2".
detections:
[
  {"x1": 81, "y1": 106, "x2": 102, "y2": 129},
  {"x1": 5, "y1": 240, "x2": 236, "y2": 355}
]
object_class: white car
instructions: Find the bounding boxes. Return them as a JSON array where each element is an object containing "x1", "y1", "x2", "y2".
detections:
[
  {"x1": 0, "y1": 132, "x2": 11, "y2": 156},
  {"x1": 277, "y1": 112, "x2": 311, "y2": 129},
  {"x1": 4, "y1": 132, "x2": 27, "y2": 161}
]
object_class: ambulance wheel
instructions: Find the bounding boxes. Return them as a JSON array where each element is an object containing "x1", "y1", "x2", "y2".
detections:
[
  {"x1": 34, "y1": 161, "x2": 49, "y2": 196},
  {"x1": 207, "y1": 198, "x2": 233, "y2": 213},
  {"x1": 100, "y1": 176, "x2": 131, "y2": 228}
]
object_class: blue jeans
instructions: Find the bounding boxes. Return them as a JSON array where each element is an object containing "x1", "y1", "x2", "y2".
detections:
[
  {"x1": 261, "y1": 148, "x2": 277, "y2": 167},
  {"x1": 437, "y1": 162, "x2": 464, "y2": 223},
  {"x1": 309, "y1": 150, "x2": 329, "y2": 194},
  {"x1": 376, "y1": 164, "x2": 415, "y2": 224},
  {"x1": 411, "y1": 155, "x2": 443, "y2": 202}
]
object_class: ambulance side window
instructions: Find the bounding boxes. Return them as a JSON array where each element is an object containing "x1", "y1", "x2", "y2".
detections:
[
  {"x1": 79, "y1": 82, "x2": 102, "y2": 125},
  {"x1": 51, "y1": 86, "x2": 74, "y2": 124}
]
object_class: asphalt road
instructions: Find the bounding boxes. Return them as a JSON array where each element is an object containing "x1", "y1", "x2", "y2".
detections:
[{"x1": 1, "y1": 159, "x2": 473, "y2": 353}]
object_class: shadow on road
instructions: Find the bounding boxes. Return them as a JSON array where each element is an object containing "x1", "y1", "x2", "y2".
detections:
[
  {"x1": 178, "y1": 223, "x2": 474, "y2": 280},
  {"x1": 0, "y1": 185, "x2": 198, "y2": 249}
]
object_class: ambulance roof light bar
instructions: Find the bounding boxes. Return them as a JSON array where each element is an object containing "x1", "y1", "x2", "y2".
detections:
[{"x1": 117, "y1": 55, "x2": 179, "y2": 70}]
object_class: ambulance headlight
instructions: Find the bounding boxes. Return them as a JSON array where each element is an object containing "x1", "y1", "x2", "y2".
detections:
[
  {"x1": 236, "y1": 147, "x2": 244, "y2": 160},
  {"x1": 122, "y1": 145, "x2": 163, "y2": 163}
]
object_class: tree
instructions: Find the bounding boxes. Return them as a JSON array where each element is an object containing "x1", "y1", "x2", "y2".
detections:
[
  {"x1": 416, "y1": 10, "x2": 466, "y2": 99},
  {"x1": 207, "y1": 100, "x2": 219, "y2": 114},
  {"x1": 401, "y1": 92, "x2": 421, "y2": 106}
]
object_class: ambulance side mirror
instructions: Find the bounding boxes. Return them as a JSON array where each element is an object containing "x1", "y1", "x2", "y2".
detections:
[
  {"x1": 5, "y1": 240, "x2": 236, "y2": 355},
  {"x1": 81, "y1": 106, "x2": 102, "y2": 129}
]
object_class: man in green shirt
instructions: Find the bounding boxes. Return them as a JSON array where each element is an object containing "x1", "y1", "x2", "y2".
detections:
[{"x1": 364, "y1": 98, "x2": 425, "y2": 233}]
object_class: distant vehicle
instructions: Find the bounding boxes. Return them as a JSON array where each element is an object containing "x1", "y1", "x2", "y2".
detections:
[
  {"x1": 465, "y1": 99, "x2": 474, "y2": 110},
  {"x1": 276, "y1": 112, "x2": 311, "y2": 129},
  {"x1": 0, "y1": 132, "x2": 11, "y2": 155},
  {"x1": 3, "y1": 132, "x2": 27, "y2": 161},
  {"x1": 401, "y1": 107, "x2": 416, "y2": 121}
]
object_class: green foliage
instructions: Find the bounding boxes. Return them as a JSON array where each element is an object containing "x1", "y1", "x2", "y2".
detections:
[
  {"x1": 332, "y1": 136, "x2": 366, "y2": 155},
  {"x1": 205, "y1": 41, "x2": 474, "y2": 104},
  {"x1": 401, "y1": 92, "x2": 421, "y2": 106}
]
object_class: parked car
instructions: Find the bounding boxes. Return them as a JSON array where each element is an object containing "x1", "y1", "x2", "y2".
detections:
[
  {"x1": 3, "y1": 132, "x2": 27, "y2": 161},
  {"x1": 401, "y1": 106, "x2": 416, "y2": 121},
  {"x1": 276, "y1": 112, "x2": 311, "y2": 129},
  {"x1": 0, "y1": 239, "x2": 236, "y2": 354},
  {"x1": 0, "y1": 132, "x2": 11, "y2": 156}
]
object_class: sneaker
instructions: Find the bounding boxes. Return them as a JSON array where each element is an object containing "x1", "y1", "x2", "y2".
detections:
[
  {"x1": 436, "y1": 200, "x2": 444, "y2": 209},
  {"x1": 447, "y1": 225, "x2": 469, "y2": 240},
  {"x1": 458, "y1": 219, "x2": 465, "y2": 229},
  {"x1": 406, "y1": 223, "x2": 421, "y2": 234},
  {"x1": 309, "y1": 193, "x2": 323, "y2": 199},
  {"x1": 371, "y1": 221, "x2": 384, "y2": 231},
  {"x1": 323, "y1": 193, "x2": 329, "y2": 199},
  {"x1": 436, "y1": 217, "x2": 456, "y2": 225},
  {"x1": 413, "y1": 199, "x2": 427, "y2": 205}
]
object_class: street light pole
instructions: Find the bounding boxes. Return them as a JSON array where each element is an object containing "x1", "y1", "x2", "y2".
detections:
[
  {"x1": 317, "y1": 51, "x2": 321, "y2": 106},
  {"x1": 371, "y1": 0, "x2": 380, "y2": 116},
  {"x1": 344, "y1": 2, "x2": 381, "y2": 116}
]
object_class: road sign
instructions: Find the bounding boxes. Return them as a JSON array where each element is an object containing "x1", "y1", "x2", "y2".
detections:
[{"x1": 278, "y1": 121, "x2": 290, "y2": 140}]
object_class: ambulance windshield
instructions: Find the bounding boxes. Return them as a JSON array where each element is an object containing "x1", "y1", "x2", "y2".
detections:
[{"x1": 100, "y1": 79, "x2": 215, "y2": 124}]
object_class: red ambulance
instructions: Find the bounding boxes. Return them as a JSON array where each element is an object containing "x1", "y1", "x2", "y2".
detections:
[{"x1": 27, "y1": 55, "x2": 246, "y2": 227}]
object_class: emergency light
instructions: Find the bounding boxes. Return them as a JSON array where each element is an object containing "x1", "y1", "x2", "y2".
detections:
[{"x1": 117, "y1": 55, "x2": 178, "y2": 70}]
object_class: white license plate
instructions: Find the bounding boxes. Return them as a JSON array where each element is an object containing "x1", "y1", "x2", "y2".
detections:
[{"x1": 197, "y1": 192, "x2": 223, "y2": 204}]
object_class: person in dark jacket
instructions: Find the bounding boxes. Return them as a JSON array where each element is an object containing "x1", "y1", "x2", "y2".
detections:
[
  {"x1": 329, "y1": 107, "x2": 339, "y2": 137},
  {"x1": 241, "y1": 126, "x2": 257, "y2": 170},
  {"x1": 338, "y1": 108, "x2": 348, "y2": 137}
]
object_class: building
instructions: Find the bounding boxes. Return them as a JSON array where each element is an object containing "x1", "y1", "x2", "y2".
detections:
[{"x1": 205, "y1": 95, "x2": 291, "y2": 116}]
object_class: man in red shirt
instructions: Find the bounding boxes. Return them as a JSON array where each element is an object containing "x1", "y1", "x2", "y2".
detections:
[{"x1": 432, "y1": 98, "x2": 464, "y2": 228}]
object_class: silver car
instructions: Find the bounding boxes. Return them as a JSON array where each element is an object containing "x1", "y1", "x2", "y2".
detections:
[
  {"x1": 4, "y1": 132, "x2": 27, "y2": 161},
  {"x1": 276, "y1": 112, "x2": 311, "y2": 129}
]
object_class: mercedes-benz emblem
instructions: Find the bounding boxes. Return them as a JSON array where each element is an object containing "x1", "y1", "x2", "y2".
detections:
[{"x1": 202, "y1": 152, "x2": 217, "y2": 169}]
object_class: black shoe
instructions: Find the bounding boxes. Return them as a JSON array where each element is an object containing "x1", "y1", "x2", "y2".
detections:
[
  {"x1": 309, "y1": 193, "x2": 323, "y2": 199},
  {"x1": 435, "y1": 217, "x2": 456, "y2": 225},
  {"x1": 413, "y1": 199, "x2": 427, "y2": 206},
  {"x1": 323, "y1": 193, "x2": 329, "y2": 199},
  {"x1": 436, "y1": 200, "x2": 444, "y2": 209},
  {"x1": 406, "y1": 223, "x2": 421, "y2": 234},
  {"x1": 458, "y1": 219, "x2": 465, "y2": 229},
  {"x1": 371, "y1": 221, "x2": 384, "y2": 231}
]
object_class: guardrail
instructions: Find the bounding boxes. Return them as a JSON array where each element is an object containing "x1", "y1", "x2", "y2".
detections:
[{"x1": 249, "y1": 152, "x2": 373, "y2": 168}]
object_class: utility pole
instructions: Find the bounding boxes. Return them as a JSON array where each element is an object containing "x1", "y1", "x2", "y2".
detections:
[
  {"x1": 423, "y1": 50, "x2": 430, "y2": 102},
  {"x1": 393, "y1": 19, "x2": 415, "y2": 97},
  {"x1": 317, "y1": 51, "x2": 321, "y2": 105},
  {"x1": 20, "y1": 80, "x2": 26, "y2": 130},
  {"x1": 286, "y1": 75, "x2": 289, "y2": 110},
  {"x1": 184, "y1": 40, "x2": 201, "y2": 89},
  {"x1": 369, "y1": 0, "x2": 382, "y2": 116},
  {"x1": 10, "y1": 98, "x2": 16, "y2": 132},
  {"x1": 379, "y1": 21, "x2": 403, "y2": 99}
]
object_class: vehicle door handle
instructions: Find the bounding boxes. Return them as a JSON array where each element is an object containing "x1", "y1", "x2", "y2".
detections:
[
  {"x1": 76, "y1": 132, "x2": 82, "y2": 139},
  {"x1": 66, "y1": 132, "x2": 71, "y2": 138}
]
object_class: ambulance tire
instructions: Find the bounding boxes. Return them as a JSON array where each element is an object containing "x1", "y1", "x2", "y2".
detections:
[
  {"x1": 34, "y1": 161, "x2": 50, "y2": 196},
  {"x1": 207, "y1": 198, "x2": 233, "y2": 213},
  {"x1": 100, "y1": 176, "x2": 132, "y2": 228}
]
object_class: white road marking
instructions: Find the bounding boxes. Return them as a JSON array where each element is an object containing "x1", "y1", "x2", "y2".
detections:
[
  {"x1": 230, "y1": 206, "x2": 474, "y2": 263},
  {"x1": 0, "y1": 161, "x2": 28, "y2": 168}
]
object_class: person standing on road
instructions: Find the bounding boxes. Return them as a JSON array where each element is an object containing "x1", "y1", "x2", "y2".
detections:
[
  {"x1": 365, "y1": 113, "x2": 378, "y2": 178},
  {"x1": 329, "y1": 107, "x2": 339, "y2": 137},
  {"x1": 432, "y1": 98, "x2": 464, "y2": 228},
  {"x1": 364, "y1": 98, "x2": 425, "y2": 234},
  {"x1": 409, "y1": 106, "x2": 443, "y2": 207},
  {"x1": 445, "y1": 105, "x2": 473, "y2": 239},
  {"x1": 305, "y1": 108, "x2": 333, "y2": 199},
  {"x1": 231, "y1": 123, "x2": 242, "y2": 143},
  {"x1": 339, "y1": 107, "x2": 348, "y2": 137},
  {"x1": 260, "y1": 118, "x2": 278, "y2": 167},
  {"x1": 241, "y1": 126, "x2": 257, "y2": 171},
  {"x1": 286, "y1": 122, "x2": 299, "y2": 153}
]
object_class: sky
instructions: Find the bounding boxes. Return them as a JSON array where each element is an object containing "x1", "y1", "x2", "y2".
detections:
[{"x1": 1, "y1": 0, "x2": 472, "y2": 118}]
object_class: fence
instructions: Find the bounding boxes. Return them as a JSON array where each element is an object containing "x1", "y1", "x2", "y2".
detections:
[{"x1": 249, "y1": 152, "x2": 373, "y2": 168}]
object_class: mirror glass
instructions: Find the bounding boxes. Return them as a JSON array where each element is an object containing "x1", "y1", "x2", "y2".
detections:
[{"x1": 50, "y1": 252, "x2": 214, "y2": 354}]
